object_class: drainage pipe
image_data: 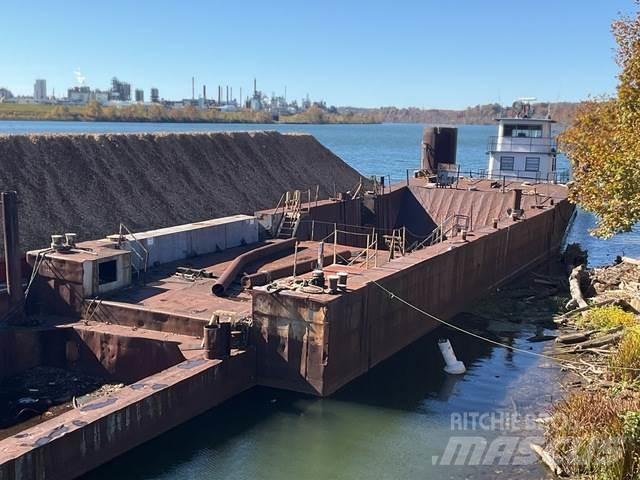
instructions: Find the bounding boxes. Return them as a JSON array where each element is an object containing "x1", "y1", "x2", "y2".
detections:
[{"x1": 212, "y1": 239, "x2": 296, "y2": 296}]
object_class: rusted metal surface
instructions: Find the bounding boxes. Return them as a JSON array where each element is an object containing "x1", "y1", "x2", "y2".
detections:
[
  {"x1": 250, "y1": 195, "x2": 575, "y2": 396},
  {"x1": 0, "y1": 349, "x2": 255, "y2": 480},
  {"x1": 212, "y1": 239, "x2": 296, "y2": 296},
  {"x1": 2, "y1": 192, "x2": 23, "y2": 310},
  {"x1": 241, "y1": 246, "x2": 351, "y2": 288}
]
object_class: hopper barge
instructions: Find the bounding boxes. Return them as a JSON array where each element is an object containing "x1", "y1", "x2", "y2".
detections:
[{"x1": 0, "y1": 119, "x2": 575, "y2": 479}]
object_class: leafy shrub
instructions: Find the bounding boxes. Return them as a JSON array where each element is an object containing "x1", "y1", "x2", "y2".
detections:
[{"x1": 579, "y1": 305, "x2": 637, "y2": 330}]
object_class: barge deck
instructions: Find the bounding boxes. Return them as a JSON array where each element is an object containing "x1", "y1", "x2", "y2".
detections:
[{"x1": 0, "y1": 177, "x2": 574, "y2": 479}]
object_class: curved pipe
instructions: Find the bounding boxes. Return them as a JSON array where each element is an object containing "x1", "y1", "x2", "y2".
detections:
[
  {"x1": 241, "y1": 248, "x2": 351, "y2": 288},
  {"x1": 212, "y1": 239, "x2": 296, "y2": 296}
]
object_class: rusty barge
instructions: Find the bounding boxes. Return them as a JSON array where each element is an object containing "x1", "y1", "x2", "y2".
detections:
[{"x1": 0, "y1": 125, "x2": 574, "y2": 479}]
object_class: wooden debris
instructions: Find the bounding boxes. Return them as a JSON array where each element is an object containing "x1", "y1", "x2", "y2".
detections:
[
  {"x1": 569, "y1": 264, "x2": 588, "y2": 309},
  {"x1": 621, "y1": 256, "x2": 640, "y2": 266},
  {"x1": 530, "y1": 443, "x2": 565, "y2": 477},
  {"x1": 556, "y1": 331, "x2": 594, "y2": 344},
  {"x1": 573, "y1": 331, "x2": 624, "y2": 351}
]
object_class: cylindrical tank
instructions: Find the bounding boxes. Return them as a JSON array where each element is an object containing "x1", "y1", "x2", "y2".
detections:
[{"x1": 421, "y1": 126, "x2": 458, "y2": 174}]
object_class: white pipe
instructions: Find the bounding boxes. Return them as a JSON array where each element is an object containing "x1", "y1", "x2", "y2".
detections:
[{"x1": 438, "y1": 338, "x2": 466, "y2": 374}]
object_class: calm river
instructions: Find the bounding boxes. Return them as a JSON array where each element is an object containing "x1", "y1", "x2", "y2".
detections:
[{"x1": 1, "y1": 120, "x2": 638, "y2": 479}]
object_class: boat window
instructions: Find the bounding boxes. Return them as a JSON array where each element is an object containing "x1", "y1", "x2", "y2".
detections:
[
  {"x1": 500, "y1": 156, "x2": 514, "y2": 171},
  {"x1": 525, "y1": 157, "x2": 540, "y2": 172},
  {"x1": 503, "y1": 124, "x2": 543, "y2": 138}
]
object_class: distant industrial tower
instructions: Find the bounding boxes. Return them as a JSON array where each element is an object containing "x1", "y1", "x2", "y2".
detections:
[
  {"x1": 34, "y1": 79, "x2": 47, "y2": 102},
  {"x1": 110, "y1": 77, "x2": 131, "y2": 101},
  {"x1": 150, "y1": 87, "x2": 159, "y2": 103},
  {"x1": 135, "y1": 89, "x2": 144, "y2": 103}
]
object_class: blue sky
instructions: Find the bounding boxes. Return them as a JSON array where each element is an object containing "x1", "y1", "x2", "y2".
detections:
[{"x1": 1, "y1": 0, "x2": 635, "y2": 108}]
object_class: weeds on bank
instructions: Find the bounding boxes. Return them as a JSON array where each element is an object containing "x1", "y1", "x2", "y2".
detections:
[
  {"x1": 610, "y1": 327, "x2": 640, "y2": 382},
  {"x1": 546, "y1": 391, "x2": 640, "y2": 478},
  {"x1": 578, "y1": 305, "x2": 637, "y2": 330}
]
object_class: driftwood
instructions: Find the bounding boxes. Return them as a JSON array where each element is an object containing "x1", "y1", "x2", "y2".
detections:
[
  {"x1": 530, "y1": 443, "x2": 564, "y2": 476},
  {"x1": 574, "y1": 331, "x2": 624, "y2": 351},
  {"x1": 569, "y1": 264, "x2": 588, "y2": 309},
  {"x1": 533, "y1": 278, "x2": 559, "y2": 287},
  {"x1": 556, "y1": 331, "x2": 594, "y2": 344},
  {"x1": 555, "y1": 299, "x2": 617, "y2": 324},
  {"x1": 621, "y1": 256, "x2": 640, "y2": 266}
]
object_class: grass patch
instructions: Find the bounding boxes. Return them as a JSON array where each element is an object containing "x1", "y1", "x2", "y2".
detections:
[
  {"x1": 610, "y1": 327, "x2": 640, "y2": 382},
  {"x1": 578, "y1": 305, "x2": 638, "y2": 330},
  {"x1": 546, "y1": 390, "x2": 640, "y2": 478}
]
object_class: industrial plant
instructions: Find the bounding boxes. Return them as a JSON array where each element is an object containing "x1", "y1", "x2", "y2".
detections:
[{"x1": 0, "y1": 74, "x2": 327, "y2": 119}]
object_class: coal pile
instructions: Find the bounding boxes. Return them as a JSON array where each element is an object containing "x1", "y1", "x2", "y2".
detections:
[{"x1": 0, "y1": 131, "x2": 367, "y2": 251}]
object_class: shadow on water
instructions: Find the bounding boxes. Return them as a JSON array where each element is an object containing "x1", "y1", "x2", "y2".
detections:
[{"x1": 83, "y1": 307, "x2": 556, "y2": 480}]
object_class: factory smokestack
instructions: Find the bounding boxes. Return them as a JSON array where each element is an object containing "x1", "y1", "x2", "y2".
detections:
[
  {"x1": 192, "y1": 77, "x2": 195, "y2": 100},
  {"x1": 218, "y1": 85, "x2": 221, "y2": 104},
  {"x1": 203, "y1": 85, "x2": 206, "y2": 102},
  {"x1": 226, "y1": 86, "x2": 229, "y2": 104},
  {"x1": 254, "y1": 78, "x2": 257, "y2": 95}
]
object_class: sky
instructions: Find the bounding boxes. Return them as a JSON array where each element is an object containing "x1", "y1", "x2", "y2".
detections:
[{"x1": 0, "y1": 0, "x2": 636, "y2": 109}]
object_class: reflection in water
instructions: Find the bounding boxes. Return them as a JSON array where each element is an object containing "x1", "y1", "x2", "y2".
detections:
[{"x1": 84, "y1": 312, "x2": 557, "y2": 480}]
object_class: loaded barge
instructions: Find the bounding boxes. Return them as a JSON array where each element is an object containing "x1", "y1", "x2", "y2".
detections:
[{"x1": 0, "y1": 119, "x2": 574, "y2": 479}]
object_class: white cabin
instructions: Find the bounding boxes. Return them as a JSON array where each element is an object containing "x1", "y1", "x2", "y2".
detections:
[{"x1": 486, "y1": 116, "x2": 558, "y2": 182}]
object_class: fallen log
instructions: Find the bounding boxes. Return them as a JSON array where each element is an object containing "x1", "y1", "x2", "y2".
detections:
[
  {"x1": 530, "y1": 443, "x2": 564, "y2": 477},
  {"x1": 574, "y1": 331, "x2": 624, "y2": 351},
  {"x1": 559, "y1": 299, "x2": 617, "y2": 320},
  {"x1": 569, "y1": 264, "x2": 588, "y2": 309},
  {"x1": 622, "y1": 256, "x2": 640, "y2": 266},
  {"x1": 556, "y1": 331, "x2": 594, "y2": 345}
]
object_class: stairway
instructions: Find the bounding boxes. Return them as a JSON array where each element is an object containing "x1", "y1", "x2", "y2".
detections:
[
  {"x1": 384, "y1": 228, "x2": 405, "y2": 260},
  {"x1": 275, "y1": 190, "x2": 303, "y2": 239},
  {"x1": 277, "y1": 211, "x2": 301, "y2": 239}
]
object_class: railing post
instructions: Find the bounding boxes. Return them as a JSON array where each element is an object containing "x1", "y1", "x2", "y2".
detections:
[
  {"x1": 311, "y1": 219, "x2": 315, "y2": 241},
  {"x1": 365, "y1": 234, "x2": 370, "y2": 269},
  {"x1": 333, "y1": 225, "x2": 337, "y2": 265}
]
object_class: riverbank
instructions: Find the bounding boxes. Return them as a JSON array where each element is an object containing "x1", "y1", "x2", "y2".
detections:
[
  {"x1": 0, "y1": 103, "x2": 380, "y2": 124},
  {"x1": 536, "y1": 254, "x2": 640, "y2": 478}
]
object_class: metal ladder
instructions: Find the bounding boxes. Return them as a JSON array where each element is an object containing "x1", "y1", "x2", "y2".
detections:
[{"x1": 276, "y1": 191, "x2": 303, "y2": 239}]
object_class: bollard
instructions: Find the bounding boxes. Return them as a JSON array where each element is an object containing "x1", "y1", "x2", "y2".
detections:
[
  {"x1": 461, "y1": 229, "x2": 467, "y2": 241},
  {"x1": 203, "y1": 322, "x2": 231, "y2": 360},
  {"x1": 327, "y1": 275, "x2": 339, "y2": 294},
  {"x1": 203, "y1": 324, "x2": 217, "y2": 360},
  {"x1": 337, "y1": 271, "x2": 348, "y2": 290},
  {"x1": 492, "y1": 218, "x2": 498, "y2": 229}
]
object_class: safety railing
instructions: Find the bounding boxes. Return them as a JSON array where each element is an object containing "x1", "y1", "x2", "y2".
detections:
[{"x1": 119, "y1": 223, "x2": 149, "y2": 279}]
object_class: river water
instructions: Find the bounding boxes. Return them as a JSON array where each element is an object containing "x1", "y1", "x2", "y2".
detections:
[{"x1": 1, "y1": 120, "x2": 638, "y2": 479}]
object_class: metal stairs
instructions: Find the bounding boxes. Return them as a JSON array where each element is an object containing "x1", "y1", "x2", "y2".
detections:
[
  {"x1": 407, "y1": 214, "x2": 470, "y2": 252},
  {"x1": 275, "y1": 190, "x2": 303, "y2": 239},
  {"x1": 383, "y1": 228, "x2": 405, "y2": 260}
]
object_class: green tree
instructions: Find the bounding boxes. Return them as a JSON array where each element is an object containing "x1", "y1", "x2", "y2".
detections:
[{"x1": 560, "y1": 2, "x2": 640, "y2": 237}]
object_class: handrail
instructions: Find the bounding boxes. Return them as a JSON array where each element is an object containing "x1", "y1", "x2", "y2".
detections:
[{"x1": 119, "y1": 223, "x2": 149, "y2": 278}]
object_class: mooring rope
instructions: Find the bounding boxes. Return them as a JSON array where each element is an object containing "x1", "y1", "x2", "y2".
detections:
[{"x1": 371, "y1": 280, "x2": 640, "y2": 372}]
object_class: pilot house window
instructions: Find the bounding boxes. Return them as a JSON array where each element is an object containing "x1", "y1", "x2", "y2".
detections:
[
  {"x1": 500, "y1": 156, "x2": 514, "y2": 171},
  {"x1": 503, "y1": 124, "x2": 543, "y2": 138},
  {"x1": 525, "y1": 157, "x2": 540, "y2": 172}
]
